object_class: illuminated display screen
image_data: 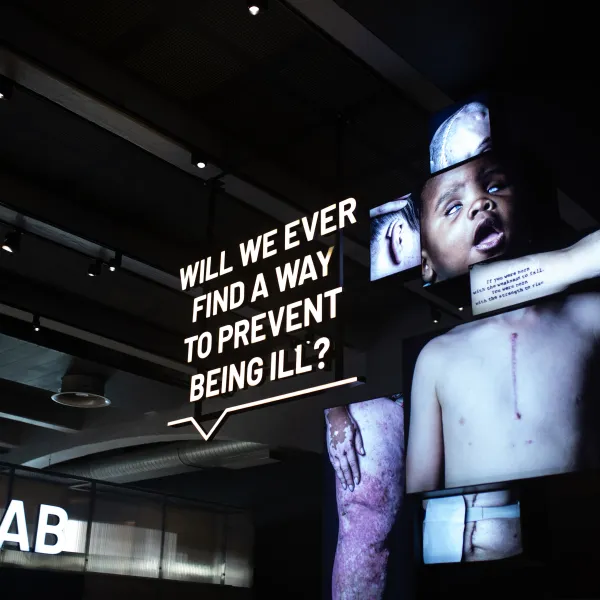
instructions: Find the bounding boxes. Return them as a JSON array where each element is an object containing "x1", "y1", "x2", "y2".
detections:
[
  {"x1": 470, "y1": 228, "x2": 600, "y2": 315},
  {"x1": 419, "y1": 151, "x2": 536, "y2": 286},
  {"x1": 422, "y1": 489, "x2": 522, "y2": 564},
  {"x1": 429, "y1": 97, "x2": 492, "y2": 175},
  {"x1": 418, "y1": 144, "x2": 563, "y2": 287},
  {"x1": 323, "y1": 395, "x2": 409, "y2": 599},
  {"x1": 370, "y1": 194, "x2": 421, "y2": 281},
  {"x1": 404, "y1": 292, "x2": 600, "y2": 494}
]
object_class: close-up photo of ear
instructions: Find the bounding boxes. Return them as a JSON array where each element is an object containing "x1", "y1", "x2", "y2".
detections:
[
  {"x1": 386, "y1": 218, "x2": 404, "y2": 265},
  {"x1": 370, "y1": 194, "x2": 421, "y2": 282}
]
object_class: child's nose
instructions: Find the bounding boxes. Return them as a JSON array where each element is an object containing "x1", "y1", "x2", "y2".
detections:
[{"x1": 469, "y1": 197, "x2": 495, "y2": 219}]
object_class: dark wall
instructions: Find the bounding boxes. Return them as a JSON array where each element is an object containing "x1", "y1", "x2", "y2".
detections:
[
  {"x1": 253, "y1": 511, "x2": 322, "y2": 600},
  {"x1": 0, "y1": 568, "x2": 252, "y2": 600},
  {"x1": 142, "y1": 451, "x2": 324, "y2": 600}
]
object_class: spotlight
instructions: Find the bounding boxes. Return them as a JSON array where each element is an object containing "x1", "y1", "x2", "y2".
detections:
[
  {"x1": 0, "y1": 75, "x2": 13, "y2": 101},
  {"x1": 33, "y1": 315, "x2": 41, "y2": 332},
  {"x1": 2, "y1": 230, "x2": 21, "y2": 253},
  {"x1": 108, "y1": 251, "x2": 122, "y2": 272},
  {"x1": 88, "y1": 259, "x2": 102, "y2": 277},
  {"x1": 430, "y1": 305, "x2": 441, "y2": 324},
  {"x1": 191, "y1": 152, "x2": 207, "y2": 169},
  {"x1": 458, "y1": 306, "x2": 464, "y2": 312},
  {"x1": 247, "y1": 0, "x2": 267, "y2": 15}
]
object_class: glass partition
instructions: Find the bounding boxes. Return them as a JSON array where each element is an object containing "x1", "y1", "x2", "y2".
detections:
[
  {"x1": 86, "y1": 484, "x2": 163, "y2": 579},
  {"x1": 0, "y1": 462, "x2": 253, "y2": 588},
  {"x1": 162, "y1": 496, "x2": 226, "y2": 584}
]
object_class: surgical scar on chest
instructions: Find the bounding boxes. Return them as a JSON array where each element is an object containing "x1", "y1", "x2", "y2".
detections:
[{"x1": 511, "y1": 332, "x2": 521, "y2": 420}]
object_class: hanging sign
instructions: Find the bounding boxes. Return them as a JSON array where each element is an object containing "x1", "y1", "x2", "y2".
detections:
[{"x1": 169, "y1": 199, "x2": 361, "y2": 440}]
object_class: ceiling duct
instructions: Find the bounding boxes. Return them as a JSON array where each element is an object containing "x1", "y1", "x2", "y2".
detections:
[
  {"x1": 52, "y1": 440, "x2": 273, "y2": 484},
  {"x1": 51, "y1": 373, "x2": 110, "y2": 408}
]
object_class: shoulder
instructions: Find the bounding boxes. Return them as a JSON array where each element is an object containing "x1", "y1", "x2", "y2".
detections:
[
  {"x1": 415, "y1": 317, "x2": 494, "y2": 368},
  {"x1": 415, "y1": 325, "x2": 465, "y2": 369},
  {"x1": 563, "y1": 292, "x2": 600, "y2": 334},
  {"x1": 563, "y1": 291, "x2": 600, "y2": 310}
]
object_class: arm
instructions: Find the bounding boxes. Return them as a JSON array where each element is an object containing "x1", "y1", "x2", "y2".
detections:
[
  {"x1": 471, "y1": 230, "x2": 600, "y2": 314},
  {"x1": 406, "y1": 342, "x2": 444, "y2": 493},
  {"x1": 325, "y1": 405, "x2": 365, "y2": 491},
  {"x1": 369, "y1": 195, "x2": 409, "y2": 218},
  {"x1": 560, "y1": 229, "x2": 600, "y2": 285}
]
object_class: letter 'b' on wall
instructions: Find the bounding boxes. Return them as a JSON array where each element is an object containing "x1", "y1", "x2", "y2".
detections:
[{"x1": 35, "y1": 504, "x2": 69, "y2": 554}]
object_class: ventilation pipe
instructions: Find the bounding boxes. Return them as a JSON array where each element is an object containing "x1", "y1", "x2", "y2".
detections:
[{"x1": 52, "y1": 440, "x2": 271, "y2": 484}]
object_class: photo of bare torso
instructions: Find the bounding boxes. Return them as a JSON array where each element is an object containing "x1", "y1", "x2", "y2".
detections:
[{"x1": 407, "y1": 293, "x2": 600, "y2": 492}]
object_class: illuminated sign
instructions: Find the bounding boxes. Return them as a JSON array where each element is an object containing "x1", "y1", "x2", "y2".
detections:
[
  {"x1": 0, "y1": 500, "x2": 69, "y2": 554},
  {"x1": 169, "y1": 199, "x2": 362, "y2": 441}
]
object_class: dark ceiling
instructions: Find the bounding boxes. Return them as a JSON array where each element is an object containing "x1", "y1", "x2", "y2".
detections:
[
  {"x1": 336, "y1": 0, "x2": 597, "y2": 96},
  {"x1": 9, "y1": 0, "x2": 428, "y2": 207}
]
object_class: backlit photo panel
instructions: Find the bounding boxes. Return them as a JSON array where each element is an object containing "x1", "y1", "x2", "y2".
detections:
[
  {"x1": 429, "y1": 96, "x2": 492, "y2": 175},
  {"x1": 323, "y1": 395, "x2": 409, "y2": 599},
  {"x1": 370, "y1": 194, "x2": 420, "y2": 281},
  {"x1": 404, "y1": 290, "x2": 600, "y2": 494}
]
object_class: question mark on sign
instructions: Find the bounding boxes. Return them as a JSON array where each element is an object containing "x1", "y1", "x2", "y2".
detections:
[{"x1": 314, "y1": 337, "x2": 331, "y2": 370}]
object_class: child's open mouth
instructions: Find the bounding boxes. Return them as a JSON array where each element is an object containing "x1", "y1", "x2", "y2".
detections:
[{"x1": 473, "y1": 217, "x2": 505, "y2": 252}]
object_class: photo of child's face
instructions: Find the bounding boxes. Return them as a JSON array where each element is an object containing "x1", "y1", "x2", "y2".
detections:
[{"x1": 420, "y1": 154, "x2": 517, "y2": 283}]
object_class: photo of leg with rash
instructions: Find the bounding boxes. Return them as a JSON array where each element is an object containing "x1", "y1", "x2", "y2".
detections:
[
  {"x1": 323, "y1": 395, "x2": 407, "y2": 600},
  {"x1": 422, "y1": 489, "x2": 522, "y2": 564}
]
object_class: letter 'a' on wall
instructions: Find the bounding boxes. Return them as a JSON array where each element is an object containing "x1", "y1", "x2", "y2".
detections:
[
  {"x1": 0, "y1": 499, "x2": 69, "y2": 554},
  {"x1": 0, "y1": 499, "x2": 30, "y2": 551}
]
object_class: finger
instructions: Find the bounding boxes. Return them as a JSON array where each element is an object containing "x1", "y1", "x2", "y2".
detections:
[
  {"x1": 355, "y1": 428, "x2": 365, "y2": 456},
  {"x1": 370, "y1": 197, "x2": 409, "y2": 218},
  {"x1": 333, "y1": 457, "x2": 347, "y2": 490},
  {"x1": 340, "y1": 454, "x2": 354, "y2": 492},
  {"x1": 346, "y1": 446, "x2": 361, "y2": 487},
  {"x1": 385, "y1": 218, "x2": 403, "y2": 239}
]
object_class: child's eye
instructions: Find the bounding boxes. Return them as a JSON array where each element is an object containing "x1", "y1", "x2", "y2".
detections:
[
  {"x1": 487, "y1": 181, "x2": 505, "y2": 194},
  {"x1": 445, "y1": 203, "x2": 461, "y2": 216}
]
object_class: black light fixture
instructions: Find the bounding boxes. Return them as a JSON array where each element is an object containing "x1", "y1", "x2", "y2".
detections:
[
  {"x1": 0, "y1": 75, "x2": 14, "y2": 101},
  {"x1": 430, "y1": 305, "x2": 441, "y2": 324},
  {"x1": 32, "y1": 315, "x2": 41, "y2": 332},
  {"x1": 247, "y1": 0, "x2": 267, "y2": 15},
  {"x1": 191, "y1": 152, "x2": 207, "y2": 169},
  {"x1": 108, "y1": 251, "x2": 122, "y2": 272},
  {"x1": 88, "y1": 258, "x2": 102, "y2": 277},
  {"x1": 2, "y1": 230, "x2": 21, "y2": 253}
]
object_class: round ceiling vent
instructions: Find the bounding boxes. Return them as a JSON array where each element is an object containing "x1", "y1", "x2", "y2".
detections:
[{"x1": 51, "y1": 374, "x2": 111, "y2": 408}]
